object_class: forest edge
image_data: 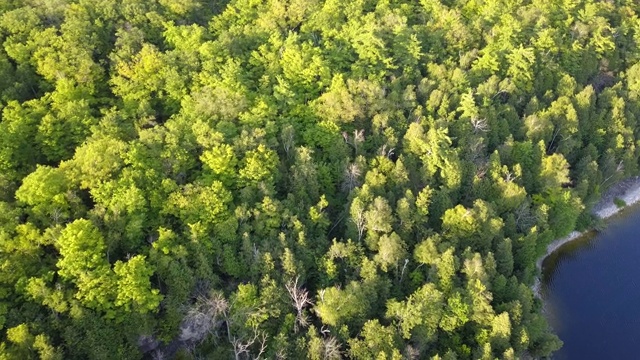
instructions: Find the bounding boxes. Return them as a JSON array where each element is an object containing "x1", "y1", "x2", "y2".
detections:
[{"x1": 532, "y1": 176, "x2": 640, "y2": 298}]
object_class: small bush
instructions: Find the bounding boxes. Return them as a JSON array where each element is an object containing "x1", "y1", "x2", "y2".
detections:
[{"x1": 614, "y1": 197, "x2": 627, "y2": 208}]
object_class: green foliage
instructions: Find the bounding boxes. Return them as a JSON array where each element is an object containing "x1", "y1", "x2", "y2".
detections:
[
  {"x1": 55, "y1": 219, "x2": 116, "y2": 313},
  {"x1": 15, "y1": 165, "x2": 78, "y2": 224},
  {"x1": 386, "y1": 283, "x2": 443, "y2": 339},
  {"x1": 239, "y1": 144, "x2": 279, "y2": 186},
  {"x1": 1, "y1": 0, "x2": 637, "y2": 358},
  {"x1": 113, "y1": 255, "x2": 163, "y2": 313},
  {"x1": 614, "y1": 197, "x2": 627, "y2": 208},
  {"x1": 315, "y1": 281, "x2": 372, "y2": 328},
  {"x1": 442, "y1": 200, "x2": 504, "y2": 252},
  {"x1": 348, "y1": 320, "x2": 402, "y2": 359},
  {"x1": 164, "y1": 181, "x2": 234, "y2": 231}
]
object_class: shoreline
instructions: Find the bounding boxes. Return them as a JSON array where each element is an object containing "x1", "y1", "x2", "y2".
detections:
[{"x1": 532, "y1": 176, "x2": 640, "y2": 298}]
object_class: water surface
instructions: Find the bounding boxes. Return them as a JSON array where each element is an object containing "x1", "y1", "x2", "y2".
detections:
[{"x1": 542, "y1": 205, "x2": 640, "y2": 359}]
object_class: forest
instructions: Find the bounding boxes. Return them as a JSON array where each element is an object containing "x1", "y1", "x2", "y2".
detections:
[{"x1": 1, "y1": 0, "x2": 639, "y2": 358}]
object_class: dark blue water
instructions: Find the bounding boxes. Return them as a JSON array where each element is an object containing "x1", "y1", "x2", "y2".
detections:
[{"x1": 542, "y1": 206, "x2": 640, "y2": 359}]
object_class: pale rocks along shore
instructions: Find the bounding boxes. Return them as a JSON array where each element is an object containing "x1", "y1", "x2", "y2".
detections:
[{"x1": 532, "y1": 176, "x2": 640, "y2": 298}]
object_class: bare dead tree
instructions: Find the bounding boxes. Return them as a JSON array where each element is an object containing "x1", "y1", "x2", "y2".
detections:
[
  {"x1": 601, "y1": 160, "x2": 624, "y2": 187},
  {"x1": 230, "y1": 328, "x2": 267, "y2": 360},
  {"x1": 342, "y1": 163, "x2": 362, "y2": 192},
  {"x1": 471, "y1": 117, "x2": 489, "y2": 133},
  {"x1": 379, "y1": 144, "x2": 395, "y2": 159},
  {"x1": 350, "y1": 207, "x2": 366, "y2": 242},
  {"x1": 492, "y1": 89, "x2": 509, "y2": 100},
  {"x1": 504, "y1": 171, "x2": 515, "y2": 183},
  {"x1": 180, "y1": 293, "x2": 229, "y2": 343},
  {"x1": 476, "y1": 164, "x2": 488, "y2": 179},
  {"x1": 399, "y1": 258, "x2": 410, "y2": 283},
  {"x1": 151, "y1": 350, "x2": 167, "y2": 360},
  {"x1": 320, "y1": 325, "x2": 330, "y2": 336},
  {"x1": 547, "y1": 126, "x2": 561, "y2": 152},
  {"x1": 321, "y1": 336, "x2": 341, "y2": 360},
  {"x1": 181, "y1": 292, "x2": 268, "y2": 360},
  {"x1": 51, "y1": 207, "x2": 63, "y2": 224},
  {"x1": 353, "y1": 129, "x2": 364, "y2": 153},
  {"x1": 275, "y1": 348, "x2": 287, "y2": 360},
  {"x1": 343, "y1": 129, "x2": 365, "y2": 154},
  {"x1": 285, "y1": 276, "x2": 313, "y2": 333},
  {"x1": 404, "y1": 345, "x2": 420, "y2": 360}
]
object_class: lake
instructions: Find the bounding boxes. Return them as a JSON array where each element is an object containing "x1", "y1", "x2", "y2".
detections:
[{"x1": 541, "y1": 205, "x2": 640, "y2": 359}]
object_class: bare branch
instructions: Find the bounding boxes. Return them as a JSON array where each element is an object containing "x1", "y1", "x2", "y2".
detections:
[
  {"x1": 399, "y1": 258, "x2": 409, "y2": 283},
  {"x1": 601, "y1": 160, "x2": 625, "y2": 187},
  {"x1": 320, "y1": 325, "x2": 330, "y2": 336},
  {"x1": 350, "y1": 210, "x2": 366, "y2": 242},
  {"x1": 504, "y1": 171, "x2": 515, "y2": 183},
  {"x1": 231, "y1": 328, "x2": 267, "y2": 360},
  {"x1": 343, "y1": 130, "x2": 365, "y2": 154},
  {"x1": 275, "y1": 348, "x2": 287, "y2": 360},
  {"x1": 180, "y1": 293, "x2": 229, "y2": 344},
  {"x1": 475, "y1": 163, "x2": 488, "y2": 179},
  {"x1": 471, "y1": 117, "x2": 489, "y2": 133},
  {"x1": 151, "y1": 350, "x2": 167, "y2": 360},
  {"x1": 342, "y1": 163, "x2": 362, "y2": 192},
  {"x1": 285, "y1": 277, "x2": 313, "y2": 333},
  {"x1": 322, "y1": 336, "x2": 341, "y2": 360},
  {"x1": 378, "y1": 144, "x2": 395, "y2": 158},
  {"x1": 50, "y1": 207, "x2": 63, "y2": 224},
  {"x1": 404, "y1": 345, "x2": 420, "y2": 360}
]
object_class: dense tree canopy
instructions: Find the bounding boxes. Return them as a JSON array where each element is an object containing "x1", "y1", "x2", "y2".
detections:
[{"x1": 1, "y1": 0, "x2": 640, "y2": 358}]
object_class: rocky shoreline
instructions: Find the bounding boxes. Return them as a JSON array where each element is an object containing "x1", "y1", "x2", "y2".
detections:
[{"x1": 532, "y1": 176, "x2": 640, "y2": 298}]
